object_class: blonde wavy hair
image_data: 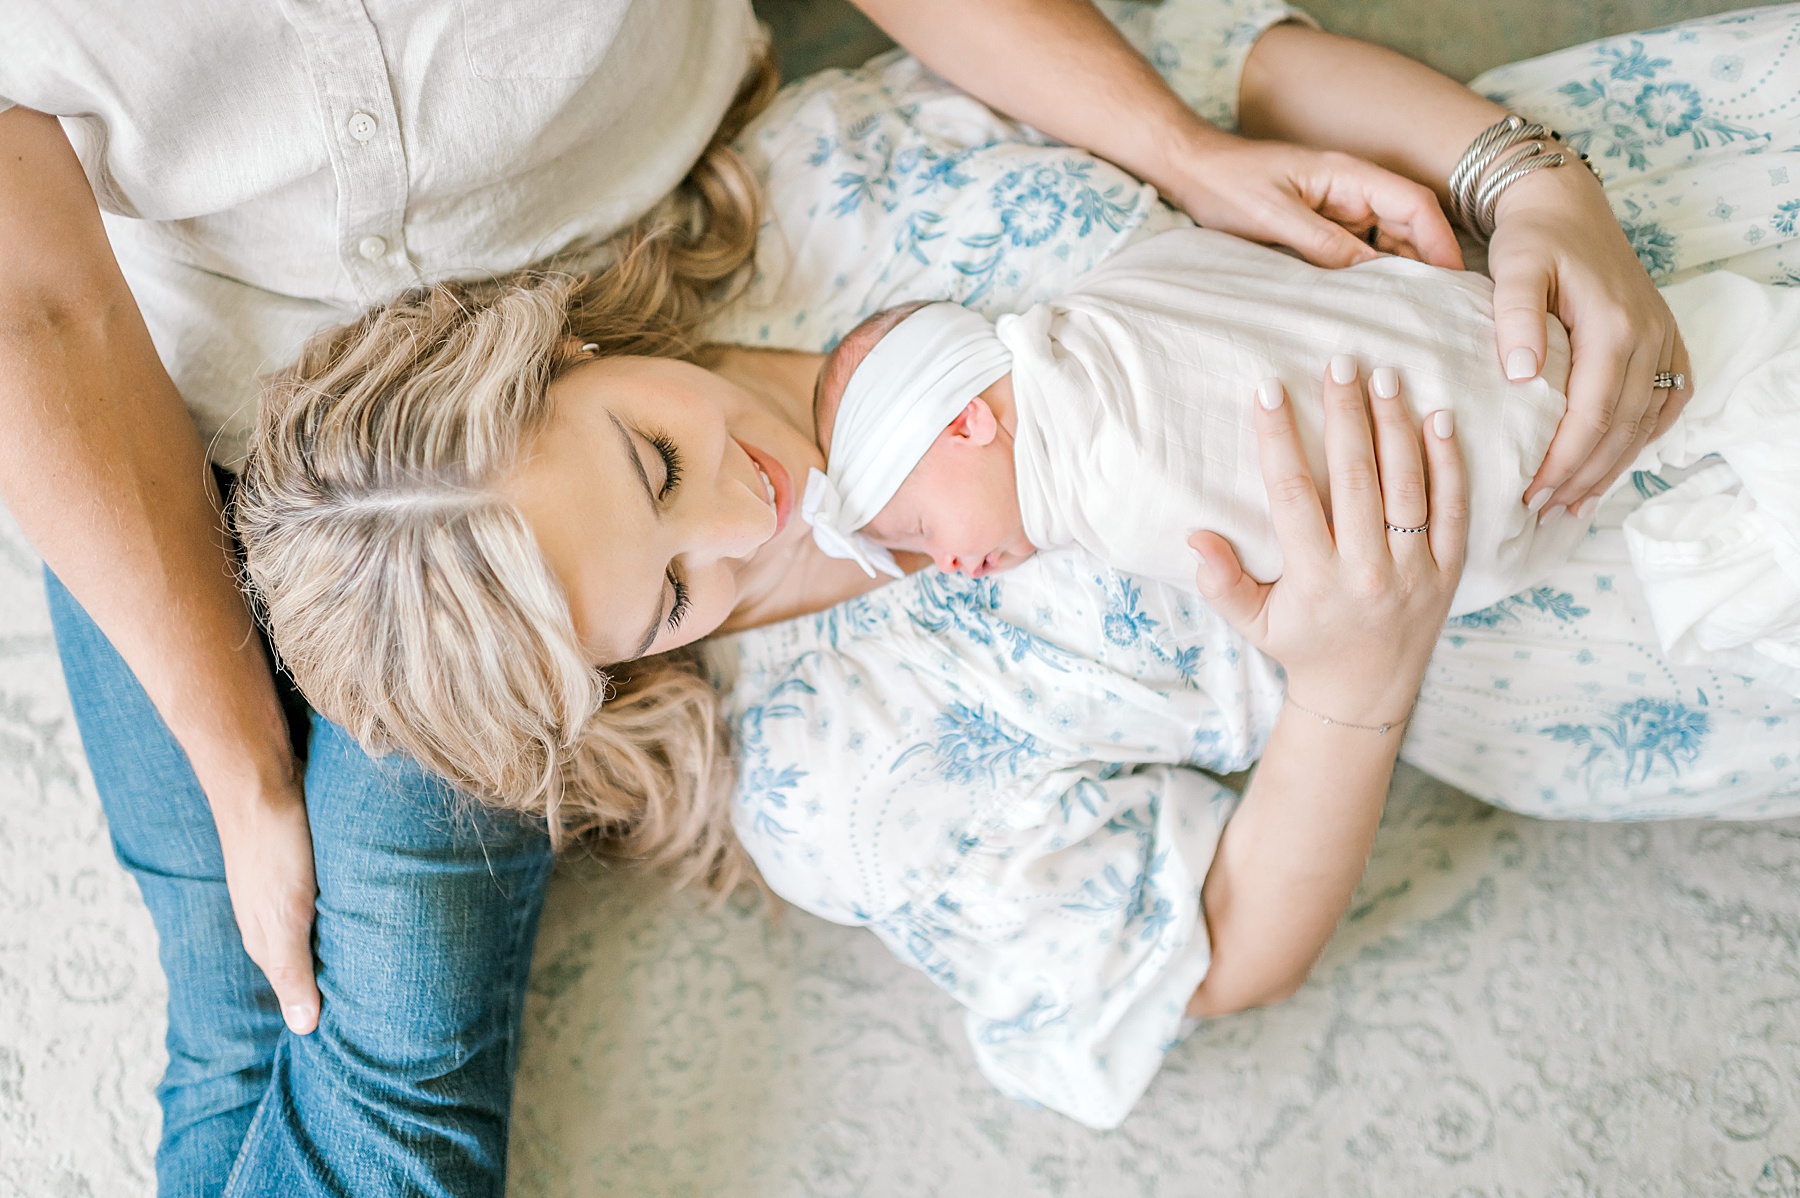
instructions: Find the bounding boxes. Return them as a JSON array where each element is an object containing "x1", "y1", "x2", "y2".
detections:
[{"x1": 235, "y1": 51, "x2": 779, "y2": 895}]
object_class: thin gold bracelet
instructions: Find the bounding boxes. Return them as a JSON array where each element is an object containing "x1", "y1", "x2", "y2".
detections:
[{"x1": 1283, "y1": 694, "x2": 1412, "y2": 736}]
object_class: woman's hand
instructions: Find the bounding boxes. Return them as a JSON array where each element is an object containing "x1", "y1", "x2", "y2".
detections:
[
  {"x1": 1185, "y1": 358, "x2": 1467, "y2": 1018},
  {"x1": 1188, "y1": 356, "x2": 1467, "y2": 723},
  {"x1": 1162, "y1": 135, "x2": 1465, "y2": 272},
  {"x1": 1488, "y1": 167, "x2": 1695, "y2": 517}
]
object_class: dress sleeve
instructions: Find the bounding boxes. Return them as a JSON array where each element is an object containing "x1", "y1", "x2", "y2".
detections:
[
  {"x1": 1096, "y1": 0, "x2": 1318, "y2": 132},
  {"x1": 865, "y1": 761, "x2": 1240, "y2": 1129}
]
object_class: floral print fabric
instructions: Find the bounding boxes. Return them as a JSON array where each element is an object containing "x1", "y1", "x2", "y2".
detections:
[{"x1": 707, "y1": 1, "x2": 1800, "y2": 1128}]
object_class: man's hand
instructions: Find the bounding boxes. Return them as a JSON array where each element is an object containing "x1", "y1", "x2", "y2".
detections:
[
  {"x1": 1163, "y1": 135, "x2": 1465, "y2": 271},
  {"x1": 216, "y1": 780, "x2": 320, "y2": 1033}
]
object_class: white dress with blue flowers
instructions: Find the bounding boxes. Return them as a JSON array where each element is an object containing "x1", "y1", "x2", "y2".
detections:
[{"x1": 707, "y1": 1, "x2": 1800, "y2": 1128}]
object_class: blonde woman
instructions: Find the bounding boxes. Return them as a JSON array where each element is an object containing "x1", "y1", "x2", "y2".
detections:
[
  {"x1": 233, "y1": 6, "x2": 1800, "y2": 1132},
  {"x1": 0, "y1": 0, "x2": 1619, "y2": 1189}
]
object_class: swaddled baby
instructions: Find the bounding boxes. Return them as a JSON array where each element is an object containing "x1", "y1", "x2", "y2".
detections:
[
  {"x1": 802, "y1": 225, "x2": 1583, "y2": 617},
  {"x1": 801, "y1": 226, "x2": 1800, "y2": 679}
]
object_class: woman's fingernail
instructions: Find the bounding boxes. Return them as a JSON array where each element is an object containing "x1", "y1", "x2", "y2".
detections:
[
  {"x1": 1431, "y1": 409, "x2": 1454, "y2": 439},
  {"x1": 1329, "y1": 354, "x2": 1357, "y2": 385},
  {"x1": 1540, "y1": 503, "x2": 1567, "y2": 526},
  {"x1": 1371, "y1": 366, "x2": 1399, "y2": 399},
  {"x1": 1576, "y1": 495, "x2": 1601, "y2": 520},
  {"x1": 1526, "y1": 489, "x2": 1552, "y2": 513},
  {"x1": 283, "y1": 1003, "x2": 315, "y2": 1031},
  {"x1": 1256, "y1": 378, "x2": 1285, "y2": 411},
  {"x1": 1506, "y1": 347, "x2": 1538, "y2": 380}
]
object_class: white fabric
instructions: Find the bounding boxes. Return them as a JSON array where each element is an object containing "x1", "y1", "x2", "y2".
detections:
[
  {"x1": 802, "y1": 302, "x2": 1013, "y2": 577},
  {"x1": 994, "y1": 229, "x2": 1800, "y2": 687},
  {"x1": 0, "y1": 0, "x2": 758, "y2": 469},
  {"x1": 998, "y1": 226, "x2": 1584, "y2": 617},
  {"x1": 1625, "y1": 270, "x2": 1800, "y2": 688}
]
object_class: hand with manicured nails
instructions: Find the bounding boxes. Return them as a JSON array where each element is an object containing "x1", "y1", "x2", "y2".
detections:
[
  {"x1": 1487, "y1": 165, "x2": 1694, "y2": 520},
  {"x1": 1188, "y1": 356, "x2": 1468, "y2": 726}
]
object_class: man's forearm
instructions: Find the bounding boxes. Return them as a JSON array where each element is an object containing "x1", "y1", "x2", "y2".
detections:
[
  {"x1": 1240, "y1": 23, "x2": 1509, "y2": 204},
  {"x1": 0, "y1": 109, "x2": 295, "y2": 808},
  {"x1": 849, "y1": 0, "x2": 1228, "y2": 201}
]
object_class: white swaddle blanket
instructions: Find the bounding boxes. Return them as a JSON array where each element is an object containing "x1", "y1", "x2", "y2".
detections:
[
  {"x1": 997, "y1": 226, "x2": 1583, "y2": 617},
  {"x1": 996, "y1": 227, "x2": 1800, "y2": 686}
]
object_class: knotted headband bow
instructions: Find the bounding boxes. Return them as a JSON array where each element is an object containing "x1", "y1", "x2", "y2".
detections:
[{"x1": 801, "y1": 302, "x2": 1013, "y2": 577}]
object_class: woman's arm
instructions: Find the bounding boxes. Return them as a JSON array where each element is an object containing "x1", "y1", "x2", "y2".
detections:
[
  {"x1": 1240, "y1": 23, "x2": 1694, "y2": 514},
  {"x1": 0, "y1": 108, "x2": 321, "y2": 1033},
  {"x1": 849, "y1": 0, "x2": 1461, "y2": 270},
  {"x1": 1184, "y1": 360, "x2": 1468, "y2": 1014}
]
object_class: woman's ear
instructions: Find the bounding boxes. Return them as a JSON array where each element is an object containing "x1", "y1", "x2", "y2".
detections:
[{"x1": 947, "y1": 397, "x2": 999, "y2": 447}]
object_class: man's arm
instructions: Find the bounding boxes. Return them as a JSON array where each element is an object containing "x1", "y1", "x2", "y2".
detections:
[
  {"x1": 0, "y1": 107, "x2": 320, "y2": 1032},
  {"x1": 850, "y1": 0, "x2": 1461, "y2": 270}
]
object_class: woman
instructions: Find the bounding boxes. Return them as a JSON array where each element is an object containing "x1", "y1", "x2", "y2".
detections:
[
  {"x1": 236, "y1": 3, "x2": 1800, "y2": 1129},
  {"x1": 0, "y1": 0, "x2": 1527, "y2": 1189}
]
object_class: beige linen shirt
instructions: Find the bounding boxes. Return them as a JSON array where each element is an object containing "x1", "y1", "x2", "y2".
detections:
[{"x1": 0, "y1": 0, "x2": 757, "y2": 467}]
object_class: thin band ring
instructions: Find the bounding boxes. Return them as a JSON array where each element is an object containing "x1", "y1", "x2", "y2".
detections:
[
  {"x1": 1652, "y1": 371, "x2": 1685, "y2": 390},
  {"x1": 1385, "y1": 521, "x2": 1430, "y2": 534}
]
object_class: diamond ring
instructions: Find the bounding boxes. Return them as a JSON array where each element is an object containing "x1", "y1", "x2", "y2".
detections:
[{"x1": 1652, "y1": 371, "x2": 1686, "y2": 390}]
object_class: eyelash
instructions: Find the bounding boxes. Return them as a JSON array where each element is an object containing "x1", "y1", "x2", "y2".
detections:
[
  {"x1": 648, "y1": 430, "x2": 683, "y2": 499},
  {"x1": 665, "y1": 568, "x2": 690, "y2": 632}
]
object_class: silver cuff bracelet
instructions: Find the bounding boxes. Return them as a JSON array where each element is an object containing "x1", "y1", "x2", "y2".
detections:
[{"x1": 1448, "y1": 114, "x2": 1600, "y2": 243}]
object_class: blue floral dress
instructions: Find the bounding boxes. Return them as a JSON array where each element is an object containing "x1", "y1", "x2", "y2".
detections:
[{"x1": 706, "y1": 1, "x2": 1800, "y2": 1128}]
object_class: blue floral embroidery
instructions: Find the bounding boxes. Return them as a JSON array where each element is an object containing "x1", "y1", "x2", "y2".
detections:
[
  {"x1": 896, "y1": 701, "x2": 1043, "y2": 786},
  {"x1": 1621, "y1": 214, "x2": 1679, "y2": 277},
  {"x1": 1772, "y1": 199, "x2": 1800, "y2": 238},
  {"x1": 1542, "y1": 698, "x2": 1711, "y2": 784},
  {"x1": 732, "y1": 662, "x2": 817, "y2": 843},
  {"x1": 909, "y1": 570, "x2": 1072, "y2": 670},
  {"x1": 1553, "y1": 39, "x2": 1763, "y2": 172},
  {"x1": 949, "y1": 160, "x2": 1148, "y2": 303},
  {"x1": 975, "y1": 994, "x2": 1070, "y2": 1044},
  {"x1": 1449, "y1": 587, "x2": 1592, "y2": 629},
  {"x1": 1097, "y1": 575, "x2": 1201, "y2": 686},
  {"x1": 1634, "y1": 81, "x2": 1705, "y2": 137}
]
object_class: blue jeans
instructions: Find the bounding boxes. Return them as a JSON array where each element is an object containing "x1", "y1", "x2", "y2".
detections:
[{"x1": 46, "y1": 570, "x2": 555, "y2": 1197}]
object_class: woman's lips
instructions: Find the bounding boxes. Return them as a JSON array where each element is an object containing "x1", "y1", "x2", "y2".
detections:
[{"x1": 734, "y1": 438, "x2": 793, "y2": 535}]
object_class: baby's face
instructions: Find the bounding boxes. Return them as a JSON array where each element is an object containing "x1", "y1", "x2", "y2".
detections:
[{"x1": 861, "y1": 430, "x2": 1035, "y2": 579}]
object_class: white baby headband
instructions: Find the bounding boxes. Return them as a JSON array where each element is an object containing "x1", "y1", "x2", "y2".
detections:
[{"x1": 802, "y1": 302, "x2": 1012, "y2": 577}]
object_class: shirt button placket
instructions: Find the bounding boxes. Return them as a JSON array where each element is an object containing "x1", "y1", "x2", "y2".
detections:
[{"x1": 288, "y1": 0, "x2": 415, "y2": 301}]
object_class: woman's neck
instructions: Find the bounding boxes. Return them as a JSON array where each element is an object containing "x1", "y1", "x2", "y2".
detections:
[{"x1": 703, "y1": 345, "x2": 901, "y2": 634}]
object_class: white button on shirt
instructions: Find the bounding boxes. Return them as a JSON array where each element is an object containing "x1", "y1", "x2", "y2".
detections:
[{"x1": 0, "y1": 0, "x2": 758, "y2": 468}]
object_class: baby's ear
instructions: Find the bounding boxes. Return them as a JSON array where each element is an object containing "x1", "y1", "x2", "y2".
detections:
[{"x1": 947, "y1": 398, "x2": 999, "y2": 447}]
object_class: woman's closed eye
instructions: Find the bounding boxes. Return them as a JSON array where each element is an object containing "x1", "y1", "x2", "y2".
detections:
[
  {"x1": 664, "y1": 565, "x2": 690, "y2": 633},
  {"x1": 647, "y1": 429, "x2": 683, "y2": 500}
]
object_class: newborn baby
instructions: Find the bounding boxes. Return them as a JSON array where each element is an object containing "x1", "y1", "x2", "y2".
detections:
[
  {"x1": 801, "y1": 225, "x2": 1584, "y2": 617},
  {"x1": 801, "y1": 226, "x2": 1800, "y2": 679}
]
